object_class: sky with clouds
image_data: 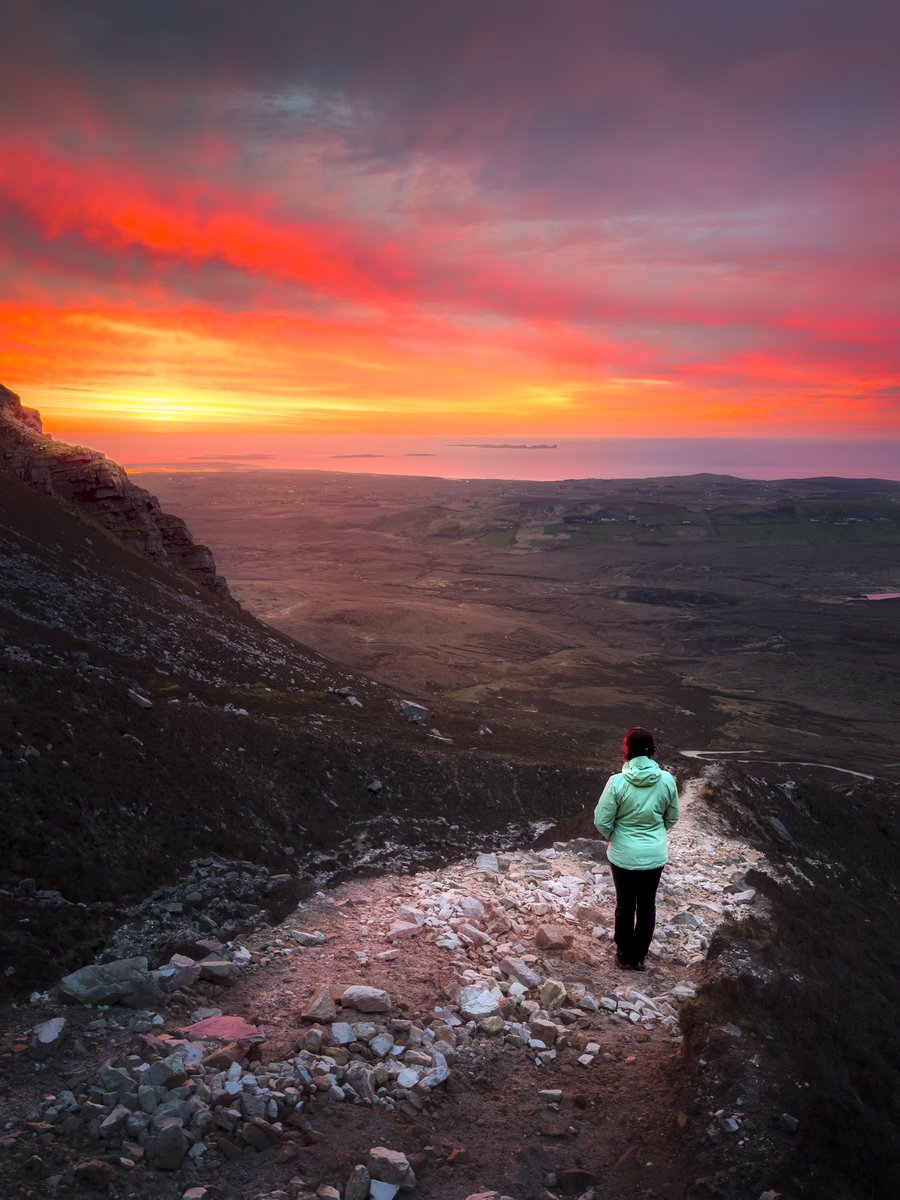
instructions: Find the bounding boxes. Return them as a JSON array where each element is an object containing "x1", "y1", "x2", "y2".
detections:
[{"x1": 1, "y1": 0, "x2": 898, "y2": 437}]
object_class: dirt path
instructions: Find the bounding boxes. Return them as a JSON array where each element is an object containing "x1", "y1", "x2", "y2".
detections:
[{"x1": 0, "y1": 778, "x2": 780, "y2": 1200}]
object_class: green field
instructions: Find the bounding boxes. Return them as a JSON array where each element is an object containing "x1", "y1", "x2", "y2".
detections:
[{"x1": 539, "y1": 515, "x2": 900, "y2": 545}]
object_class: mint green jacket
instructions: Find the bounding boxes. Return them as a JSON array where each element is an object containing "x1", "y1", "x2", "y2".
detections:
[{"x1": 594, "y1": 756, "x2": 679, "y2": 870}]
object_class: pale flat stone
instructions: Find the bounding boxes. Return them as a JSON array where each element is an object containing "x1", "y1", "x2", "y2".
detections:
[
  {"x1": 182, "y1": 1015, "x2": 261, "y2": 1042},
  {"x1": 459, "y1": 986, "x2": 501, "y2": 1021},
  {"x1": 341, "y1": 986, "x2": 391, "y2": 1013}
]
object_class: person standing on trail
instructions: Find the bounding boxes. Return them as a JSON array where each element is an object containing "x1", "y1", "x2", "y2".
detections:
[{"x1": 594, "y1": 727, "x2": 679, "y2": 972}]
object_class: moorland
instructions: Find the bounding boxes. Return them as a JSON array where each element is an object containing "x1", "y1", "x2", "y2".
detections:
[{"x1": 144, "y1": 469, "x2": 900, "y2": 772}]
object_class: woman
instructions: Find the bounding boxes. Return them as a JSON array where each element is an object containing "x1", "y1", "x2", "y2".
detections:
[{"x1": 594, "y1": 727, "x2": 679, "y2": 971}]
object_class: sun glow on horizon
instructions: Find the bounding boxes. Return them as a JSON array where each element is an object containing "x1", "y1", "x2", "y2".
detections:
[{"x1": 1, "y1": 7, "x2": 897, "y2": 446}]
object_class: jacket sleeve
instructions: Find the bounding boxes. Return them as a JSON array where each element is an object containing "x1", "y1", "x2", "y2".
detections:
[
  {"x1": 594, "y1": 776, "x2": 619, "y2": 839},
  {"x1": 663, "y1": 778, "x2": 680, "y2": 830}
]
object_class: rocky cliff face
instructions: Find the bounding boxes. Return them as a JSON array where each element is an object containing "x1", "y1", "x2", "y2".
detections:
[{"x1": 0, "y1": 383, "x2": 230, "y2": 598}]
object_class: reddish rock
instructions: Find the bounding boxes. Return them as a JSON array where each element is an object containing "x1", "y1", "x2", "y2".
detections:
[
  {"x1": 183, "y1": 1014, "x2": 262, "y2": 1042},
  {"x1": 74, "y1": 1159, "x2": 115, "y2": 1188},
  {"x1": 301, "y1": 987, "x2": 336, "y2": 1023},
  {"x1": 202, "y1": 1041, "x2": 247, "y2": 1069},
  {"x1": 534, "y1": 924, "x2": 575, "y2": 951}
]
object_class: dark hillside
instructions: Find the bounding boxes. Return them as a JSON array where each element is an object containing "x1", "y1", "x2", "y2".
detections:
[{"x1": 0, "y1": 416, "x2": 599, "y2": 997}]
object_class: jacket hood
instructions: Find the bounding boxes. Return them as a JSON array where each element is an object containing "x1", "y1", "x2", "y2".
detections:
[{"x1": 622, "y1": 755, "x2": 662, "y2": 786}]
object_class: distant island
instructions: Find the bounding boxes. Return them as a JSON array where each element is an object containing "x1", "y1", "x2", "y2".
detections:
[
  {"x1": 190, "y1": 454, "x2": 276, "y2": 461},
  {"x1": 451, "y1": 442, "x2": 558, "y2": 450},
  {"x1": 331, "y1": 453, "x2": 385, "y2": 459}
]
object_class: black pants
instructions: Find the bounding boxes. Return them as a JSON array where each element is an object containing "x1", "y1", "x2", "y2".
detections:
[{"x1": 610, "y1": 863, "x2": 664, "y2": 965}]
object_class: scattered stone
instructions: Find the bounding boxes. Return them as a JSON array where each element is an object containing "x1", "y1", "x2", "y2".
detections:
[
  {"x1": 241, "y1": 1118, "x2": 282, "y2": 1150},
  {"x1": 29, "y1": 1016, "x2": 67, "y2": 1059},
  {"x1": 459, "y1": 986, "x2": 501, "y2": 1021},
  {"x1": 475, "y1": 853, "x2": 499, "y2": 872},
  {"x1": 534, "y1": 924, "x2": 574, "y2": 951},
  {"x1": 387, "y1": 922, "x2": 420, "y2": 941},
  {"x1": 146, "y1": 1118, "x2": 189, "y2": 1170},
  {"x1": 367, "y1": 1146, "x2": 416, "y2": 1190},
  {"x1": 500, "y1": 957, "x2": 544, "y2": 990},
  {"x1": 198, "y1": 958, "x2": 239, "y2": 985},
  {"x1": 539, "y1": 979, "x2": 567, "y2": 1011},
  {"x1": 369, "y1": 1184, "x2": 400, "y2": 1200},
  {"x1": 670, "y1": 912, "x2": 702, "y2": 929},
  {"x1": 127, "y1": 689, "x2": 153, "y2": 709},
  {"x1": 344, "y1": 1164, "x2": 370, "y2": 1200},
  {"x1": 74, "y1": 1159, "x2": 115, "y2": 1188},
  {"x1": 302, "y1": 988, "x2": 337, "y2": 1022},
  {"x1": 458, "y1": 896, "x2": 485, "y2": 922},
  {"x1": 340, "y1": 986, "x2": 391, "y2": 1013},
  {"x1": 766, "y1": 816, "x2": 793, "y2": 843},
  {"x1": 395, "y1": 699, "x2": 429, "y2": 723},
  {"x1": 780, "y1": 1112, "x2": 800, "y2": 1134},
  {"x1": 292, "y1": 930, "x2": 327, "y2": 947}
]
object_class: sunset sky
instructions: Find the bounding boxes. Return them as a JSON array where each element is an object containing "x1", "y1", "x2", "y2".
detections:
[{"x1": 2, "y1": 1, "x2": 899, "y2": 445}]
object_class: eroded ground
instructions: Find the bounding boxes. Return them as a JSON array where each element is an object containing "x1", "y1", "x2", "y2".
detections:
[{"x1": 0, "y1": 778, "x2": 792, "y2": 1200}]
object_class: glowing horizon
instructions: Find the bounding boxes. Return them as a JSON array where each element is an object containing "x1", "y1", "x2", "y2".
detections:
[{"x1": 2, "y1": 4, "x2": 898, "y2": 443}]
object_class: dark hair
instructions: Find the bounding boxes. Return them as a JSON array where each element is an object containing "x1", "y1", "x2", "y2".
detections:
[{"x1": 623, "y1": 727, "x2": 655, "y2": 759}]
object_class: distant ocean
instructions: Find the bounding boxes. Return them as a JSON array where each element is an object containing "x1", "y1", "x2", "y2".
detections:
[{"x1": 50, "y1": 433, "x2": 900, "y2": 483}]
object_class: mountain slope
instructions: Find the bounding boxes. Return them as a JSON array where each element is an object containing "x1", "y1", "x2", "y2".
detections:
[{"x1": 0, "y1": 388, "x2": 598, "y2": 995}]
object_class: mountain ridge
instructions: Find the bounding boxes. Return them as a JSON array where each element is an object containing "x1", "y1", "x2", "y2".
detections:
[{"x1": 0, "y1": 383, "x2": 230, "y2": 598}]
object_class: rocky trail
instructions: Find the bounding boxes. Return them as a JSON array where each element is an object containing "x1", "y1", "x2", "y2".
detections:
[{"x1": 0, "y1": 776, "x2": 790, "y2": 1200}]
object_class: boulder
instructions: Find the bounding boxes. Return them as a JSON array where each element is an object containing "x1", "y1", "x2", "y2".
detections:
[
  {"x1": 59, "y1": 957, "x2": 160, "y2": 1008},
  {"x1": 340, "y1": 986, "x2": 391, "y2": 1013}
]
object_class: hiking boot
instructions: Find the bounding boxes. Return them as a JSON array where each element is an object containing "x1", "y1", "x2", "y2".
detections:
[
  {"x1": 615, "y1": 952, "x2": 632, "y2": 970},
  {"x1": 631, "y1": 960, "x2": 646, "y2": 972}
]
